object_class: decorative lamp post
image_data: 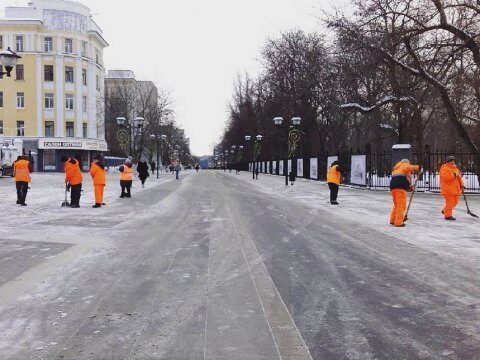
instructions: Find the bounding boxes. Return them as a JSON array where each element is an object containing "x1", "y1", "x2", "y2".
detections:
[
  {"x1": 273, "y1": 116, "x2": 302, "y2": 186},
  {"x1": 245, "y1": 135, "x2": 263, "y2": 179},
  {"x1": 116, "y1": 116, "x2": 145, "y2": 158},
  {"x1": 0, "y1": 48, "x2": 22, "y2": 77}
]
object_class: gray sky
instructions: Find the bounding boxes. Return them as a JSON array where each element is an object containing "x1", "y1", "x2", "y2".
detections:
[{"x1": 1, "y1": 0, "x2": 348, "y2": 155}]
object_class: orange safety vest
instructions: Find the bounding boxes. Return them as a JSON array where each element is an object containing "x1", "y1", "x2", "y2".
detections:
[
  {"x1": 90, "y1": 161, "x2": 106, "y2": 185},
  {"x1": 440, "y1": 163, "x2": 464, "y2": 196},
  {"x1": 65, "y1": 159, "x2": 83, "y2": 186},
  {"x1": 120, "y1": 165, "x2": 133, "y2": 181},
  {"x1": 327, "y1": 165, "x2": 341, "y2": 185},
  {"x1": 13, "y1": 159, "x2": 31, "y2": 183}
]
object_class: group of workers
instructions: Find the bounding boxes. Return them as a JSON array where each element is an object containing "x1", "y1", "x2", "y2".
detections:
[
  {"x1": 11, "y1": 155, "x2": 160, "y2": 208},
  {"x1": 327, "y1": 156, "x2": 465, "y2": 227}
]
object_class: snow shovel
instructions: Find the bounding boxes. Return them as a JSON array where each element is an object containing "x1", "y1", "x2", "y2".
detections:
[
  {"x1": 460, "y1": 181, "x2": 479, "y2": 218},
  {"x1": 61, "y1": 184, "x2": 70, "y2": 208},
  {"x1": 404, "y1": 171, "x2": 422, "y2": 221}
]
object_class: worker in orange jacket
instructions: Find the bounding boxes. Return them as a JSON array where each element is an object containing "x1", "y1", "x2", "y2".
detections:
[
  {"x1": 389, "y1": 159, "x2": 420, "y2": 227},
  {"x1": 119, "y1": 158, "x2": 134, "y2": 198},
  {"x1": 90, "y1": 154, "x2": 106, "y2": 208},
  {"x1": 13, "y1": 155, "x2": 33, "y2": 206},
  {"x1": 440, "y1": 156, "x2": 464, "y2": 220},
  {"x1": 327, "y1": 161, "x2": 342, "y2": 205},
  {"x1": 62, "y1": 156, "x2": 83, "y2": 208}
]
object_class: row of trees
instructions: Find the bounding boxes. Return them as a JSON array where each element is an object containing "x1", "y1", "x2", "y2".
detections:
[
  {"x1": 220, "y1": 0, "x2": 480, "y2": 165},
  {"x1": 104, "y1": 76, "x2": 194, "y2": 166}
]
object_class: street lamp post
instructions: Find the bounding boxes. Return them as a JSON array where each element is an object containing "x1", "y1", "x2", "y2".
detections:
[
  {"x1": 116, "y1": 116, "x2": 145, "y2": 158},
  {"x1": 149, "y1": 133, "x2": 167, "y2": 179},
  {"x1": 0, "y1": 48, "x2": 22, "y2": 77},
  {"x1": 273, "y1": 116, "x2": 302, "y2": 186},
  {"x1": 245, "y1": 135, "x2": 262, "y2": 180}
]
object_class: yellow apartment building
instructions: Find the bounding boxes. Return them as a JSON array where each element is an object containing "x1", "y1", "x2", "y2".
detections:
[{"x1": 0, "y1": 0, "x2": 108, "y2": 171}]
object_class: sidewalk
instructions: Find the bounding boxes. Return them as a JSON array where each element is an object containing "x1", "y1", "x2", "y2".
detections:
[{"x1": 223, "y1": 171, "x2": 480, "y2": 268}]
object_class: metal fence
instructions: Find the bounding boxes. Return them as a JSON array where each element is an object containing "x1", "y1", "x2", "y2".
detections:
[{"x1": 243, "y1": 149, "x2": 480, "y2": 192}]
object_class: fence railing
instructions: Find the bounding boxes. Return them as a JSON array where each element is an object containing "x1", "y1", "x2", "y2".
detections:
[{"x1": 237, "y1": 149, "x2": 480, "y2": 192}]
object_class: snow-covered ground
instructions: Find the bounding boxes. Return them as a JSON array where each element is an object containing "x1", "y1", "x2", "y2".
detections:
[
  {"x1": 224, "y1": 171, "x2": 480, "y2": 267},
  {"x1": 0, "y1": 170, "x2": 186, "y2": 236}
]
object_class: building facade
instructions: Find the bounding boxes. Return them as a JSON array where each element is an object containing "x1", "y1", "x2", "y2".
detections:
[{"x1": 0, "y1": 0, "x2": 108, "y2": 171}]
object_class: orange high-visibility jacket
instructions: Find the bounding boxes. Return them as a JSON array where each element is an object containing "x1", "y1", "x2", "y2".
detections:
[
  {"x1": 390, "y1": 162, "x2": 420, "y2": 190},
  {"x1": 120, "y1": 164, "x2": 133, "y2": 181},
  {"x1": 327, "y1": 165, "x2": 341, "y2": 185},
  {"x1": 90, "y1": 161, "x2": 106, "y2": 185},
  {"x1": 65, "y1": 159, "x2": 83, "y2": 186},
  {"x1": 440, "y1": 163, "x2": 464, "y2": 196},
  {"x1": 13, "y1": 159, "x2": 31, "y2": 183}
]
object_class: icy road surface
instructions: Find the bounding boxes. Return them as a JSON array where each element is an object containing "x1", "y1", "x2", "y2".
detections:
[{"x1": 0, "y1": 170, "x2": 479, "y2": 359}]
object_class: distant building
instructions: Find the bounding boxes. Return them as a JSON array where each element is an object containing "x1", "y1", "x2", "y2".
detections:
[{"x1": 0, "y1": 0, "x2": 108, "y2": 171}]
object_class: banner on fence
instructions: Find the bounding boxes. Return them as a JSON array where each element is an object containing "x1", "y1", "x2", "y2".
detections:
[
  {"x1": 273, "y1": 161, "x2": 277, "y2": 174},
  {"x1": 297, "y1": 159, "x2": 304, "y2": 177},
  {"x1": 351, "y1": 155, "x2": 367, "y2": 186},
  {"x1": 279, "y1": 160, "x2": 284, "y2": 175},
  {"x1": 310, "y1": 158, "x2": 318, "y2": 179},
  {"x1": 327, "y1": 156, "x2": 338, "y2": 173},
  {"x1": 288, "y1": 159, "x2": 292, "y2": 174}
]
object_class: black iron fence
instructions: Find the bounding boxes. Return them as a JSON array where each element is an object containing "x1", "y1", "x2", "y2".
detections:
[{"x1": 237, "y1": 149, "x2": 480, "y2": 192}]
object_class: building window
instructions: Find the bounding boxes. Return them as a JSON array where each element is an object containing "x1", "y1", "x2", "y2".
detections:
[
  {"x1": 45, "y1": 121, "x2": 54, "y2": 137},
  {"x1": 82, "y1": 96, "x2": 88, "y2": 112},
  {"x1": 0, "y1": 92, "x2": 3, "y2": 108},
  {"x1": 45, "y1": 93, "x2": 54, "y2": 109},
  {"x1": 17, "y1": 121, "x2": 25, "y2": 136},
  {"x1": 16, "y1": 64, "x2": 24, "y2": 80},
  {"x1": 95, "y1": 50, "x2": 100, "y2": 64},
  {"x1": 82, "y1": 41, "x2": 87, "y2": 57},
  {"x1": 16, "y1": 92, "x2": 25, "y2": 108},
  {"x1": 44, "y1": 65, "x2": 54, "y2": 82},
  {"x1": 66, "y1": 122, "x2": 74, "y2": 137},
  {"x1": 96, "y1": 75, "x2": 100, "y2": 90},
  {"x1": 0, "y1": 66, "x2": 3, "y2": 79},
  {"x1": 0, "y1": 120, "x2": 3, "y2": 135},
  {"x1": 0, "y1": 36, "x2": 3, "y2": 49},
  {"x1": 82, "y1": 69, "x2": 87, "y2": 85},
  {"x1": 65, "y1": 66, "x2": 74, "y2": 83},
  {"x1": 65, "y1": 38, "x2": 73, "y2": 53},
  {"x1": 44, "y1": 36, "x2": 53, "y2": 52},
  {"x1": 44, "y1": 150, "x2": 56, "y2": 171},
  {"x1": 65, "y1": 94, "x2": 74, "y2": 110},
  {"x1": 16, "y1": 36, "x2": 24, "y2": 52},
  {"x1": 83, "y1": 123, "x2": 88, "y2": 138}
]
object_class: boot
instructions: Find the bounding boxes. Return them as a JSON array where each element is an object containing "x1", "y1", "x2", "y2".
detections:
[
  {"x1": 92, "y1": 203, "x2": 101, "y2": 208},
  {"x1": 445, "y1": 217, "x2": 456, "y2": 221}
]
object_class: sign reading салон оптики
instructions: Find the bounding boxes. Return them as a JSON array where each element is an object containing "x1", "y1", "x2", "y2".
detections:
[{"x1": 38, "y1": 138, "x2": 108, "y2": 151}]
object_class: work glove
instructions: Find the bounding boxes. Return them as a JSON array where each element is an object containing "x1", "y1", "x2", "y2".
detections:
[
  {"x1": 409, "y1": 185, "x2": 414, "y2": 191},
  {"x1": 66, "y1": 182, "x2": 71, "y2": 191}
]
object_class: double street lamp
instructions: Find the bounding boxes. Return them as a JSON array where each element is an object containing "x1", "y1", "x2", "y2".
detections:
[
  {"x1": 245, "y1": 134, "x2": 263, "y2": 179},
  {"x1": 116, "y1": 116, "x2": 145, "y2": 157},
  {"x1": 0, "y1": 47, "x2": 22, "y2": 77},
  {"x1": 273, "y1": 116, "x2": 302, "y2": 186},
  {"x1": 149, "y1": 133, "x2": 167, "y2": 179}
]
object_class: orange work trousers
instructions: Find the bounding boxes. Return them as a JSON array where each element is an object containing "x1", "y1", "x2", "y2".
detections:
[
  {"x1": 443, "y1": 195, "x2": 459, "y2": 218},
  {"x1": 94, "y1": 184, "x2": 105, "y2": 205},
  {"x1": 390, "y1": 189, "x2": 407, "y2": 226}
]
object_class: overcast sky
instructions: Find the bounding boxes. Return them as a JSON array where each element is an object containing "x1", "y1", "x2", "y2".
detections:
[{"x1": 1, "y1": 0, "x2": 349, "y2": 155}]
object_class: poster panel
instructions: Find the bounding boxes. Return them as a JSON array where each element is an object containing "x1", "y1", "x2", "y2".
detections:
[
  {"x1": 310, "y1": 158, "x2": 318, "y2": 179},
  {"x1": 288, "y1": 159, "x2": 292, "y2": 174},
  {"x1": 297, "y1": 159, "x2": 304, "y2": 177},
  {"x1": 279, "y1": 160, "x2": 284, "y2": 175},
  {"x1": 272, "y1": 161, "x2": 277, "y2": 174},
  {"x1": 351, "y1": 155, "x2": 367, "y2": 186},
  {"x1": 327, "y1": 156, "x2": 338, "y2": 173}
]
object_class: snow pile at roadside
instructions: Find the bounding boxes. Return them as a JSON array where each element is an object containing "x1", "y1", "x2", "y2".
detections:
[{"x1": 224, "y1": 171, "x2": 480, "y2": 265}]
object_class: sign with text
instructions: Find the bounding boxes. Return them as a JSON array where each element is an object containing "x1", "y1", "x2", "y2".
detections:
[
  {"x1": 327, "y1": 156, "x2": 338, "y2": 174},
  {"x1": 310, "y1": 158, "x2": 318, "y2": 179},
  {"x1": 351, "y1": 155, "x2": 367, "y2": 186},
  {"x1": 297, "y1": 159, "x2": 304, "y2": 177},
  {"x1": 38, "y1": 138, "x2": 108, "y2": 151}
]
